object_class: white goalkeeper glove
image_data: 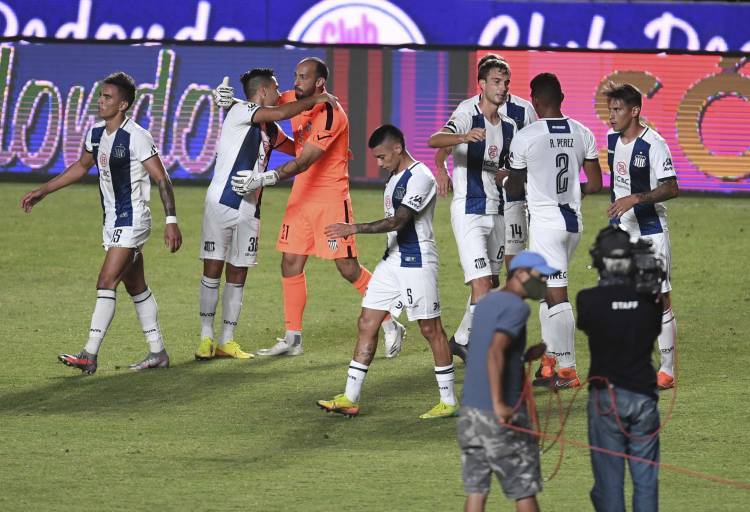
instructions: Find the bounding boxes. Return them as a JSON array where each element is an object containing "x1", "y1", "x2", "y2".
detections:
[
  {"x1": 212, "y1": 76, "x2": 235, "y2": 109},
  {"x1": 231, "y1": 169, "x2": 279, "y2": 194}
]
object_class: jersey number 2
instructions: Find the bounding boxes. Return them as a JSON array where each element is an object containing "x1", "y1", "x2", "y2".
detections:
[{"x1": 555, "y1": 153, "x2": 569, "y2": 194}]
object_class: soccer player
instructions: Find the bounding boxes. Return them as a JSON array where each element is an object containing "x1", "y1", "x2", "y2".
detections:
[
  {"x1": 20, "y1": 71, "x2": 182, "y2": 374},
  {"x1": 316, "y1": 124, "x2": 458, "y2": 419},
  {"x1": 428, "y1": 58, "x2": 518, "y2": 362},
  {"x1": 195, "y1": 69, "x2": 338, "y2": 360},
  {"x1": 604, "y1": 81, "x2": 679, "y2": 390},
  {"x1": 506, "y1": 72, "x2": 602, "y2": 389},
  {"x1": 230, "y1": 57, "x2": 404, "y2": 357}
]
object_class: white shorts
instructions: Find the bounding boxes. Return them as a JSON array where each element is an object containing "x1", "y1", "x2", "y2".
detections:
[
  {"x1": 504, "y1": 200, "x2": 528, "y2": 257},
  {"x1": 529, "y1": 224, "x2": 581, "y2": 288},
  {"x1": 451, "y1": 202, "x2": 504, "y2": 283},
  {"x1": 102, "y1": 224, "x2": 150, "y2": 251},
  {"x1": 362, "y1": 261, "x2": 441, "y2": 321},
  {"x1": 200, "y1": 201, "x2": 260, "y2": 268},
  {"x1": 631, "y1": 229, "x2": 672, "y2": 294}
]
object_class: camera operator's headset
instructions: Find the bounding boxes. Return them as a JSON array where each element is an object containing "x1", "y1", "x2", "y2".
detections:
[{"x1": 589, "y1": 225, "x2": 632, "y2": 271}]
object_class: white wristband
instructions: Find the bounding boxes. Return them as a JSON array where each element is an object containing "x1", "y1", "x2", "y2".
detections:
[{"x1": 165, "y1": 216, "x2": 178, "y2": 225}]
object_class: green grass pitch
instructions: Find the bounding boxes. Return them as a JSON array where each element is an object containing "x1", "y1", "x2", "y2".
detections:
[{"x1": 1, "y1": 182, "x2": 749, "y2": 510}]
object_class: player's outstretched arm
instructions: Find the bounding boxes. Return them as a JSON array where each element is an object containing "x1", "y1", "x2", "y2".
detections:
[
  {"x1": 607, "y1": 177, "x2": 678, "y2": 220},
  {"x1": 325, "y1": 206, "x2": 415, "y2": 239},
  {"x1": 20, "y1": 152, "x2": 95, "y2": 212},
  {"x1": 143, "y1": 155, "x2": 182, "y2": 253},
  {"x1": 581, "y1": 159, "x2": 603, "y2": 197},
  {"x1": 428, "y1": 127, "x2": 485, "y2": 149},
  {"x1": 253, "y1": 92, "x2": 338, "y2": 124},
  {"x1": 434, "y1": 147, "x2": 453, "y2": 197},
  {"x1": 231, "y1": 140, "x2": 325, "y2": 195}
]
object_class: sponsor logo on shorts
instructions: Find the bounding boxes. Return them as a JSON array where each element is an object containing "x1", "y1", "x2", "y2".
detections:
[
  {"x1": 328, "y1": 239, "x2": 338, "y2": 251},
  {"x1": 474, "y1": 257, "x2": 487, "y2": 269},
  {"x1": 204, "y1": 241, "x2": 215, "y2": 252}
]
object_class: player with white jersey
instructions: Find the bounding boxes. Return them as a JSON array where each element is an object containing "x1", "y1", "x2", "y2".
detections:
[
  {"x1": 435, "y1": 54, "x2": 537, "y2": 267},
  {"x1": 429, "y1": 58, "x2": 517, "y2": 362},
  {"x1": 507, "y1": 72, "x2": 602, "y2": 389},
  {"x1": 21, "y1": 72, "x2": 183, "y2": 374},
  {"x1": 604, "y1": 81, "x2": 679, "y2": 390},
  {"x1": 195, "y1": 68, "x2": 338, "y2": 361},
  {"x1": 318, "y1": 125, "x2": 458, "y2": 419}
]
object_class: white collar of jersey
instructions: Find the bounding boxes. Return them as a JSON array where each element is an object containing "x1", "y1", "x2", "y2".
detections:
[{"x1": 104, "y1": 117, "x2": 130, "y2": 136}]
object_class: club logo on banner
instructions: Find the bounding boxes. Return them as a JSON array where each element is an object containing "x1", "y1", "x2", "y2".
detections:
[{"x1": 287, "y1": 0, "x2": 425, "y2": 45}]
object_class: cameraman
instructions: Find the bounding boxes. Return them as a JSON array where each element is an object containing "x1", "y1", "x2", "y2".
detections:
[{"x1": 576, "y1": 226, "x2": 664, "y2": 512}]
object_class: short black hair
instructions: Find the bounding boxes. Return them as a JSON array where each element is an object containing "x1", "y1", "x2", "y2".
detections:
[
  {"x1": 602, "y1": 81, "x2": 643, "y2": 109},
  {"x1": 240, "y1": 68, "x2": 275, "y2": 100},
  {"x1": 299, "y1": 57, "x2": 329, "y2": 81},
  {"x1": 368, "y1": 124, "x2": 405, "y2": 149},
  {"x1": 477, "y1": 53, "x2": 505, "y2": 70},
  {"x1": 478, "y1": 58, "x2": 510, "y2": 82},
  {"x1": 530, "y1": 72, "x2": 564, "y2": 106},
  {"x1": 103, "y1": 71, "x2": 136, "y2": 110}
]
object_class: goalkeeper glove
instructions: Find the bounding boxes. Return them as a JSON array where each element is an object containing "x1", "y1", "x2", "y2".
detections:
[
  {"x1": 231, "y1": 169, "x2": 279, "y2": 194},
  {"x1": 212, "y1": 76, "x2": 235, "y2": 109}
]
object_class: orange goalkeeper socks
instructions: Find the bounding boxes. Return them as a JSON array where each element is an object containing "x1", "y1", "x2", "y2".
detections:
[
  {"x1": 352, "y1": 266, "x2": 372, "y2": 296},
  {"x1": 282, "y1": 272, "x2": 307, "y2": 331}
]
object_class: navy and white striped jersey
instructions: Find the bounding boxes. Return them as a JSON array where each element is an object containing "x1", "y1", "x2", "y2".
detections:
[
  {"x1": 444, "y1": 110, "x2": 517, "y2": 215},
  {"x1": 207, "y1": 102, "x2": 287, "y2": 218},
  {"x1": 608, "y1": 127, "x2": 676, "y2": 235},
  {"x1": 85, "y1": 117, "x2": 158, "y2": 229},
  {"x1": 382, "y1": 161, "x2": 438, "y2": 268},
  {"x1": 508, "y1": 117, "x2": 598, "y2": 233},
  {"x1": 452, "y1": 93, "x2": 538, "y2": 131}
]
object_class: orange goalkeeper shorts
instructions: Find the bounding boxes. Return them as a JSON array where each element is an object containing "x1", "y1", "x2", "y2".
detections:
[{"x1": 276, "y1": 197, "x2": 359, "y2": 260}]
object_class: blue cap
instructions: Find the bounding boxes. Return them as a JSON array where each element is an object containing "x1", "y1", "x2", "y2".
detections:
[{"x1": 508, "y1": 251, "x2": 558, "y2": 276}]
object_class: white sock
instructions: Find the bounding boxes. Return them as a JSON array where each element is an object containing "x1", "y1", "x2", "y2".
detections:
[
  {"x1": 132, "y1": 287, "x2": 165, "y2": 353},
  {"x1": 539, "y1": 300, "x2": 554, "y2": 357},
  {"x1": 454, "y1": 299, "x2": 475, "y2": 346},
  {"x1": 435, "y1": 364, "x2": 457, "y2": 405},
  {"x1": 658, "y1": 308, "x2": 676, "y2": 376},
  {"x1": 344, "y1": 360, "x2": 369, "y2": 402},
  {"x1": 285, "y1": 330, "x2": 302, "y2": 347},
  {"x1": 548, "y1": 302, "x2": 576, "y2": 369},
  {"x1": 84, "y1": 289, "x2": 117, "y2": 354},
  {"x1": 199, "y1": 276, "x2": 220, "y2": 340},
  {"x1": 220, "y1": 282, "x2": 244, "y2": 345}
]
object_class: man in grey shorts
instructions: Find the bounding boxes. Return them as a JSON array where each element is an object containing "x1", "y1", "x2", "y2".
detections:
[{"x1": 458, "y1": 251, "x2": 557, "y2": 511}]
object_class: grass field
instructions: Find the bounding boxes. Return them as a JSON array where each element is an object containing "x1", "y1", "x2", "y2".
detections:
[{"x1": 1, "y1": 181, "x2": 749, "y2": 511}]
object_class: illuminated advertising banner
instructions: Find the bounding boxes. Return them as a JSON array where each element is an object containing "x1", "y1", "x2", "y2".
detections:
[
  {"x1": 1, "y1": 42, "x2": 748, "y2": 193},
  {"x1": 1, "y1": 0, "x2": 749, "y2": 52}
]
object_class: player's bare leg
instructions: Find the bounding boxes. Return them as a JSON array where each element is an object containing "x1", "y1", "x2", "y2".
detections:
[
  {"x1": 339, "y1": 257, "x2": 406, "y2": 357},
  {"x1": 317, "y1": 307, "x2": 387, "y2": 417},
  {"x1": 450, "y1": 276, "x2": 493, "y2": 361},
  {"x1": 121, "y1": 253, "x2": 169, "y2": 370},
  {"x1": 59, "y1": 247, "x2": 135, "y2": 374},
  {"x1": 465, "y1": 493, "x2": 488, "y2": 512}
]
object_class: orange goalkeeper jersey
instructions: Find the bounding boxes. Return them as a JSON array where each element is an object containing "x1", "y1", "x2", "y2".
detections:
[{"x1": 281, "y1": 90, "x2": 351, "y2": 203}]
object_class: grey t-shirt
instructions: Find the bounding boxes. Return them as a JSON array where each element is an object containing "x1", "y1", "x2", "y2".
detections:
[{"x1": 461, "y1": 290, "x2": 529, "y2": 412}]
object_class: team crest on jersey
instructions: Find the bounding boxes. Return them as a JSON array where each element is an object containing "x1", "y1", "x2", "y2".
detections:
[
  {"x1": 488, "y1": 145, "x2": 498, "y2": 158},
  {"x1": 113, "y1": 144, "x2": 127, "y2": 159},
  {"x1": 616, "y1": 161, "x2": 627, "y2": 175},
  {"x1": 328, "y1": 239, "x2": 338, "y2": 251},
  {"x1": 393, "y1": 185, "x2": 406, "y2": 201},
  {"x1": 633, "y1": 153, "x2": 647, "y2": 168}
]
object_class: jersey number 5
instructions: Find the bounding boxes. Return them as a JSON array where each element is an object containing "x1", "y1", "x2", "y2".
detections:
[{"x1": 556, "y1": 153, "x2": 569, "y2": 194}]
